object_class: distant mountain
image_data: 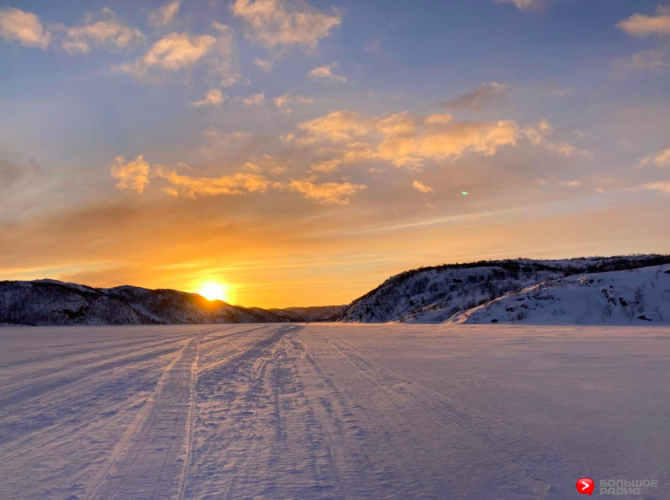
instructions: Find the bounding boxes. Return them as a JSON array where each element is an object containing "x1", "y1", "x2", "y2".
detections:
[
  {"x1": 272, "y1": 306, "x2": 344, "y2": 322},
  {"x1": 335, "y1": 255, "x2": 670, "y2": 324},
  {"x1": 448, "y1": 264, "x2": 670, "y2": 325},
  {"x1": 0, "y1": 280, "x2": 341, "y2": 326},
  {"x1": 3, "y1": 255, "x2": 668, "y2": 327}
]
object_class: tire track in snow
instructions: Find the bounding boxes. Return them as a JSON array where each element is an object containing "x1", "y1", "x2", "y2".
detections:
[
  {"x1": 182, "y1": 325, "x2": 315, "y2": 499},
  {"x1": 87, "y1": 334, "x2": 204, "y2": 500},
  {"x1": 320, "y1": 333, "x2": 559, "y2": 499}
]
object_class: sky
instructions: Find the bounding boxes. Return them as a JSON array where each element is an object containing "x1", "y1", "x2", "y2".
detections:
[{"x1": 0, "y1": 0, "x2": 669, "y2": 308}]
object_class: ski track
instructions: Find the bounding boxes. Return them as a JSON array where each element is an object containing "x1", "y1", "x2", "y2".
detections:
[{"x1": 0, "y1": 324, "x2": 668, "y2": 500}]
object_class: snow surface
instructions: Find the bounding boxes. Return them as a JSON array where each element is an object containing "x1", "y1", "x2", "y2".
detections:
[
  {"x1": 449, "y1": 264, "x2": 670, "y2": 326},
  {"x1": 0, "y1": 324, "x2": 668, "y2": 499}
]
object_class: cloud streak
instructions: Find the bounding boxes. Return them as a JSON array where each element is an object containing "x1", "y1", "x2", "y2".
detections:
[
  {"x1": 494, "y1": 0, "x2": 540, "y2": 11},
  {"x1": 307, "y1": 63, "x2": 347, "y2": 82},
  {"x1": 110, "y1": 155, "x2": 366, "y2": 205},
  {"x1": 148, "y1": 1, "x2": 181, "y2": 29},
  {"x1": 440, "y1": 82, "x2": 510, "y2": 112}
]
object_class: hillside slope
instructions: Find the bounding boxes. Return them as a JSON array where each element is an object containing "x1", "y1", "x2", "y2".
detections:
[
  {"x1": 336, "y1": 255, "x2": 670, "y2": 323},
  {"x1": 0, "y1": 280, "x2": 293, "y2": 326},
  {"x1": 448, "y1": 264, "x2": 670, "y2": 325},
  {"x1": 274, "y1": 305, "x2": 344, "y2": 322}
]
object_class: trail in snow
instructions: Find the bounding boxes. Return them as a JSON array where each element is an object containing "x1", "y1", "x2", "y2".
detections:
[{"x1": 0, "y1": 324, "x2": 667, "y2": 499}]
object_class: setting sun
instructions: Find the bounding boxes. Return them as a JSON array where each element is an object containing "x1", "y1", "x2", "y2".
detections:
[{"x1": 197, "y1": 282, "x2": 229, "y2": 303}]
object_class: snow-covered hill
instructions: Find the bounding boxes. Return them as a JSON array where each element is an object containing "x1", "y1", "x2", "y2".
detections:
[
  {"x1": 0, "y1": 280, "x2": 296, "y2": 326},
  {"x1": 449, "y1": 264, "x2": 670, "y2": 325},
  {"x1": 336, "y1": 255, "x2": 670, "y2": 324}
]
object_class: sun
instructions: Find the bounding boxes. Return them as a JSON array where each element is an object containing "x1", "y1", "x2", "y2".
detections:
[{"x1": 197, "y1": 282, "x2": 229, "y2": 302}]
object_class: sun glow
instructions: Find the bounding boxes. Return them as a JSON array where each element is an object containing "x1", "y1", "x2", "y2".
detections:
[{"x1": 197, "y1": 282, "x2": 229, "y2": 302}]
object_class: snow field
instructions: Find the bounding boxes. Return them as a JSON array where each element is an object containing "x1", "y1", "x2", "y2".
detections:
[{"x1": 0, "y1": 324, "x2": 667, "y2": 499}]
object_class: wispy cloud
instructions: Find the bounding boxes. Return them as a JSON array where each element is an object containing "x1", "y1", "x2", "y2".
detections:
[
  {"x1": 274, "y1": 93, "x2": 314, "y2": 107},
  {"x1": 521, "y1": 119, "x2": 592, "y2": 159},
  {"x1": 0, "y1": 7, "x2": 51, "y2": 49},
  {"x1": 254, "y1": 58, "x2": 273, "y2": 72},
  {"x1": 287, "y1": 178, "x2": 365, "y2": 205},
  {"x1": 293, "y1": 110, "x2": 519, "y2": 169},
  {"x1": 155, "y1": 168, "x2": 280, "y2": 197},
  {"x1": 148, "y1": 1, "x2": 181, "y2": 29},
  {"x1": 110, "y1": 155, "x2": 150, "y2": 193},
  {"x1": 231, "y1": 0, "x2": 343, "y2": 50},
  {"x1": 617, "y1": 5, "x2": 670, "y2": 38},
  {"x1": 307, "y1": 63, "x2": 347, "y2": 83},
  {"x1": 612, "y1": 48, "x2": 670, "y2": 77},
  {"x1": 61, "y1": 8, "x2": 144, "y2": 55},
  {"x1": 440, "y1": 82, "x2": 510, "y2": 112},
  {"x1": 636, "y1": 148, "x2": 670, "y2": 169},
  {"x1": 559, "y1": 180, "x2": 582, "y2": 187},
  {"x1": 192, "y1": 89, "x2": 226, "y2": 107},
  {"x1": 118, "y1": 32, "x2": 215, "y2": 77},
  {"x1": 111, "y1": 156, "x2": 366, "y2": 205},
  {"x1": 413, "y1": 180, "x2": 434, "y2": 193},
  {"x1": 290, "y1": 111, "x2": 590, "y2": 170},
  {"x1": 116, "y1": 25, "x2": 239, "y2": 85},
  {"x1": 494, "y1": 0, "x2": 540, "y2": 11},
  {"x1": 631, "y1": 181, "x2": 670, "y2": 194},
  {"x1": 241, "y1": 92, "x2": 265, "y2": 106}
]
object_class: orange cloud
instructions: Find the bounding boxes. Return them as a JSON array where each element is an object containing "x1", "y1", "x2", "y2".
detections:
[
  {"x1": 231, "y1": 0, "x2": 343, "y2": 50},
  {"x1": 294, "y1": 110, "x2": 520, "y2": 168},
  {"x1": 61, "y1": 8, "x2": 144, "y2": 55},
  {"x1": 110, "y1": 155, "x2": 150, "y2": 193},
  {"x1": 287, "y1": 179, "x2": 366, "y2": 205},
  {"x1": 292, "y1": 111, "x2": 590, "y2": 170},
  {"x1": 192, "y1": 89, "x2": 226, "y2": 107},
  {"x1": 413, "y1": 180, "x2": 434, "y2": 193},
  {"x1": 154, "y1": 168, "x2": 280, "y2": 197},
  {"x1": 110, "y1": 155, "x2": 367, "y2": 206}
]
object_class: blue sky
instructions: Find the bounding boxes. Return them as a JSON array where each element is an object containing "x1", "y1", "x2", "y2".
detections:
[{"x1": 0, "y1": 0, "x2": 668, "y2": 307}]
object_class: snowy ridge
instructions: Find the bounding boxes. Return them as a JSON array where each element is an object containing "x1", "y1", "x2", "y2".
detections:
[
  {"x1": 336, "y1": 255, "x2": 670, "y2": 323},
  {"x1": 449, "y1": 264, "x2": 670, "y2": 325},
  {"x1": 0, "y1": 280, "x2": 312, "y2": 326}
]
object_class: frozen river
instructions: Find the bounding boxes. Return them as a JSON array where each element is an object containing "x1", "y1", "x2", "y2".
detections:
[{"x1": 0, "y1": 324, "x2": 668, "y2": 499}]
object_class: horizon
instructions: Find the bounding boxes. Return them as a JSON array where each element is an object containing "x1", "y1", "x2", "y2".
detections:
[
  {"x1": 1, "y1": 0, "x2": 669, "y2": 308},
  {"x1": 7, "y1": 251, "x2": 668, "y2": 309}
]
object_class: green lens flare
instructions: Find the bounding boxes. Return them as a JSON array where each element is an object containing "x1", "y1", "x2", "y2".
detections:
[{"x1": 462, "y1": 191, "x2": 468, "y2": 195}]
